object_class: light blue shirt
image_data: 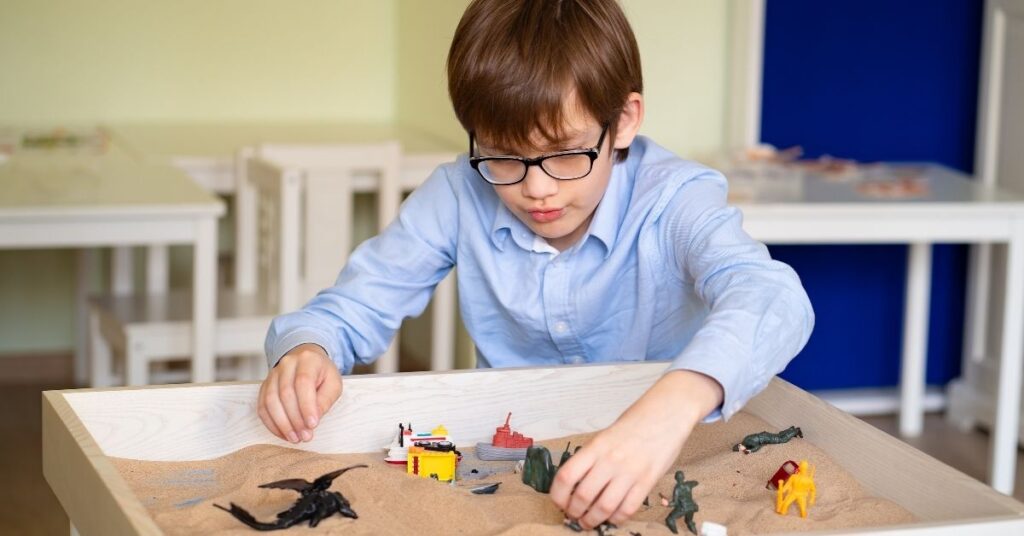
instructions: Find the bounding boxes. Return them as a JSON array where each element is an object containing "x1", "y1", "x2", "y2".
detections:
[{"x1": 265, "y1": 136, "x2": 814, "y2": 421}]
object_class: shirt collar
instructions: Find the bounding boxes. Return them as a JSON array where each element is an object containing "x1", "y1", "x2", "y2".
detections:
[
  {"x1": 586, "y1": 160, "x2": 628, "y2": 259},
  {"x1": 490, "y1": 198, "x2": 532, "y2": 252}
]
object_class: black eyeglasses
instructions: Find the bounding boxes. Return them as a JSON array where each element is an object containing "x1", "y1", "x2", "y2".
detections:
[{"x1": 469, "y1": 125, "x2": 609, "y2": 185}]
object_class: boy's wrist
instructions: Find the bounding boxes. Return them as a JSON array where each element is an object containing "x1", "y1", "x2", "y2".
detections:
[
  {"x1": 648, "y1": 369, "x2": 725, "y2": 425},
  {"x1": 278, "y1": 343, "x2": 331, "y2": 367}
]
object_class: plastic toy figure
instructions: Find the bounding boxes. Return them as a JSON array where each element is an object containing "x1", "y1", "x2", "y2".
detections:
[
  {"x1": 470, "y1": 482, "x2": 501, "y2": 494},
  {"x1": 665, "y1": 470, "x2": 699, "y2": 535},
  {"x1": 408, "y1": 440, "x2": 461, "y2": 482},
  {"x1": 564, "y1": 517, "x2": 616, "y2": 535},
  {"x1": 776, "y1": 460, "x2": 816, "y2": 518},
  {"x1": 522, "y1": 442, "x2": 578, "y2": 493},
  {"x1": 476, "y1": 412, "x2": 535, "y2": 461},
  {"x1": 766, "y1": 460, "x2": 799, "y2": 490},
  {"x1": 214, "y1": 464, "x2": 366, "y2": 530},
  {"x1": 732, "y1": 426, "x2": 803, "y2": 454},
  {"x1": 700, "y1": 521, "x2": 728, "y2": 536},
  {"x1": 522, "y1": 445, "x2": 558, "y2": 493}
]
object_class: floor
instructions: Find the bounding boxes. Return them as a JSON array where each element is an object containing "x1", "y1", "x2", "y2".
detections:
[{"x1": 3, "y1": 355, "x2": 1024, "y2": 535}]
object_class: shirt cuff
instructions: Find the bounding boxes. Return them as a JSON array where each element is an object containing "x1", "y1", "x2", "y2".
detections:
[
  {"x1": 666, "y1": 342, "x2": 761, "y2": 423},
  {"x1": 265, "y1": 328, "x2": 348, "y2": 373}
]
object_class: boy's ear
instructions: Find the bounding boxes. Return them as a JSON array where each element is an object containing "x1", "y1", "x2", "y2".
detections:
[{"x1": 613, "y1": 92, "x2": 644, "y2": 150}]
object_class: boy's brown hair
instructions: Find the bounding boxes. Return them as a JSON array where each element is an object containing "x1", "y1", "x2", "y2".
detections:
[{"x1": 448, "y1": 0, "x2": 642, "y2": 161}]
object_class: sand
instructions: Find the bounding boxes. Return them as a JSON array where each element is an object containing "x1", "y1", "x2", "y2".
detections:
[{"x1": 111, "y1": 412, "x2": 916, "y2": 535}]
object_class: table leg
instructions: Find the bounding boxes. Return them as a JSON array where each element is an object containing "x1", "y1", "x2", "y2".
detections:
[
  {"x1": 74, "y1": 249, "x2": 97, "y2": 386},
  {"x1": 963, "y1": 244, "x2": 992, "y2": 365},
  {"x1": 192, "y1": 217, "x2": 218, "y2": 383},
  {"x1": 235, "y1": 147, "x2": 257, "y2": 294},
  {"x1": 992, "y1": 224, "x2": 1024, "y2": 494},
  {"x1": 145, "y1": 244, "x2": 169, "y2": 294},
  {"x1": 900, "y1": 242, "x2": 932, "y2": 437},
  {"x1": 88, "y1": 307, "x2": 112, "y2": 387},
  {"x1": 111, "y1": 246, "x2": 134, "y2": 296},
  {"x1": 431, "y1": 272, "x2": 456, "y2": 371}
]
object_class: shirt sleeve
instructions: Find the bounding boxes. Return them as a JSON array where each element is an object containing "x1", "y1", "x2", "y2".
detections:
[
  {"x1": 264, "y1": 164, "x2": 459, "y2": 374},
  {"x1": 660, "y1": 170, "x2": 815, "y2": 421}
]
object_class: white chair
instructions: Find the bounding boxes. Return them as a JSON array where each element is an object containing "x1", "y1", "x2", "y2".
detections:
[
  {"x1": 234, "y1": 142, "x2": 458, "y2": 374},
  {"x1": 948, "y1": 0, "x2": 1024, "y2": 443},
  {"x1": 87, "y1": 142, "x2": 412, "y2": 386}
]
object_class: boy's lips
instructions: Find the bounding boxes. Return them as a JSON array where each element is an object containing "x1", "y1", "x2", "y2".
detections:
[{"x1": 528, "y1": 208, "x2": 564, "y2": 223}]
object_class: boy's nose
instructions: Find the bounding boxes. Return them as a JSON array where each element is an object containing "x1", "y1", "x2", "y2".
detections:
[{"x1": 520, "y1": 165, "x2": 559, "y2": 200}]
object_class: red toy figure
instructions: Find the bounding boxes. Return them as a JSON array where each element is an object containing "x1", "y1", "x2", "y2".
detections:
[
  {"x1": 766, "y1": 460, "x2": 799, "y2": 490},
  {"x1": 476, "y1": 413, "x2": 534, "y2": 460},
  {"x1": 492, "y1": 413, "x2": 534, "y2": 448}
]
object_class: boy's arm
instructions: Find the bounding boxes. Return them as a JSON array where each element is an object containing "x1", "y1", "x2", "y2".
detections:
[
  {"x1": 550, "y1": 170, "x2": 813, "y2": 529},
  {"x1": 264, "y1": 164, "x2": 460, "y2": 374},
  {"x1": 259, "y1": 165, "x2": 459, "y2": 443},
  {"x1": 662, "y1": 170, "x2": 815, "y2": 421}
]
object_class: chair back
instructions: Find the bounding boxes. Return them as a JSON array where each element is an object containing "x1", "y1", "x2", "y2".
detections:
[{"x1": 241, "y1": 142, "x2": 402, "y2": 312}]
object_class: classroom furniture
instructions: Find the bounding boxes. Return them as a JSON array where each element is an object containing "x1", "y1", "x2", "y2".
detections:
[
  {"x1": 238, "y1": 143, "x2": 457, "y2": 373},
  {"x1": 105, "y1": 122, "x2": 461, "y2": 373},
  {"x1": 730, "y1": 162, "x2": 1024, "y2": 495},
  {"x1": 43, "y1": 362, "x2": 1024, "y2": 535},
  {"x1": 86, "y1": 142, "x2": 407, "y2": 386},
  {"x1": 0, "y1": 155, "x2": 224, "y2": 384},
  {"x1": 947, "y1": 0, "x2": 1024, "y2": 470}
]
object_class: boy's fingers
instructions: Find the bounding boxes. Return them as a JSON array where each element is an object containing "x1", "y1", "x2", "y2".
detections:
[
  {"x1": 565, "y1": 459, "x2": 614, "y2": 523},
  {"x1": 256, "y1": 377, "x2": 281, "y2": 439},
  {"x1": 257, "y1": 404, "x2": 284, "y2": 441},
  {"x1": 581, "y1": 476, "x2": 632, "y2": 529},
  {"x1": 550, "y1": 450, "x2": 593, "y2": 510},
  {"x1": 316, "y1": 370, "x2": 343, "y2": 419},
  {"x1": 294, "y1": 360, "x2": 320, "y2": 430},
  {"x1": 608, "y1": 482, "x2": 648, "y2": 526},
  {"x1": 264, "y1": 375, "x2": 299, "y2": 443},
  {"x1": 276, "y1": 362, "x2": 309, "y2": 441}
]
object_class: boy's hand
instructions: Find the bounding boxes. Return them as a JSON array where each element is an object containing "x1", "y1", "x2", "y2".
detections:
[
  {"x1": 257, "y1": 343, "x2": 342, "y2": 444},
  {"x1": 548, "y1": 370, "x2": 723, "y2": 529}
]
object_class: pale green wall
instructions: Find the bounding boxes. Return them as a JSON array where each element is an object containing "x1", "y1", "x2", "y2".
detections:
[
  {"x1": 396, "y1": 0, "x2": 470, "y2": 148},
  {"x1": 0, "y1": 0, "x2": 397, "y2": 124},
  {"x1": 624, "y1": 0, "x2": 728, "y2": 159}
]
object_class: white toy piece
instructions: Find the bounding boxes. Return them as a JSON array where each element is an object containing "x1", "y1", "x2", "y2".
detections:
[{"x1": 700, "y1": 521, "x2": 727, "y2": 536}]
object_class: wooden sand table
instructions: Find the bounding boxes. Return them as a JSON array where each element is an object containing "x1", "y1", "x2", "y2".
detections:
[{"x1": 111, "y1": 412, "x2": 914, "y2": 535}]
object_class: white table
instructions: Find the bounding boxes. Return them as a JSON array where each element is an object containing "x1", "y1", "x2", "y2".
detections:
[
  {"x1": 104, "y1": 122, "x2": 462, "y2": 372},
  {"x1": 105, "y1": 122, "x2": 458, "y2": 194},
  {"x1": 730, "y1": 163, "x2": 1024, "y2": 494},
  {"x1": 0, "y1": 155, "x2": 225, "y2": 384}
]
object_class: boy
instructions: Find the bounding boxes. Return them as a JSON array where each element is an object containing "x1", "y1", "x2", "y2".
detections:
[{"x1": 258, "y1": 0, "x2": 813, "y2": 529}]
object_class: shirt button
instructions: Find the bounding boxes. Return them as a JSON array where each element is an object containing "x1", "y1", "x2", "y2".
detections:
[
  {"x1": 567, "y1": 355, "x2": 584, "y2": 364},
  {"x1": 554, "y1": 321, "x2": 568, "y2": 333}
]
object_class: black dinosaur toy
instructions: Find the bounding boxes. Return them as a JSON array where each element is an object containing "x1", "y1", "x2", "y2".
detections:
[{"x1": 214, "y1": 464, "x2": 367, "y2": 530}]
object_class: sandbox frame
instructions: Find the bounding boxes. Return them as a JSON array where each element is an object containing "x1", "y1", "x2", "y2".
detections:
[{"x1": 42, "y1": 362, "x2": 1024, "y2": 535}]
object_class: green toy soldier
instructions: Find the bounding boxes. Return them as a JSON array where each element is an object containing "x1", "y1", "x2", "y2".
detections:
[
  {"x1": 732, "y1": 426, "x2": 803, "y2": 454},
  {"x1": 665, "y1": 470, "x2": 699, "y2": 535}
]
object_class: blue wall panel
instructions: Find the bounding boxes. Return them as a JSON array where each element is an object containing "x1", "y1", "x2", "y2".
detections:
[{"x1": 760, "y1": 0, "x2": 982, "y2": 390}]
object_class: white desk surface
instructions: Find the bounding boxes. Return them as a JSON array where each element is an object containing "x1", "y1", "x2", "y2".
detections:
[
  {"x1": 726, "y1": 163, "x2": 1024, "y2": 244},
  {"x1": 729, "y1": 163, "x2": 1024, "y2": 209},
  {"x1": 0, "y1": 154, "x2": 223, "y2": 219},
  {"x1": 104, "y1": 121, "x2": 461, "y2": 162}
]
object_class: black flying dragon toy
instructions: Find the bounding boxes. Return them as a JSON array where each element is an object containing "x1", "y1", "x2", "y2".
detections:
[{"x1": 214, "y1": 464, "x2": 367, "y2": 530}]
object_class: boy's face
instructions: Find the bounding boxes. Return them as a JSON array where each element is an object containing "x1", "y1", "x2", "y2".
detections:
[{"x1": 476, "y1": 106, "x2": 615, "y2": 252}]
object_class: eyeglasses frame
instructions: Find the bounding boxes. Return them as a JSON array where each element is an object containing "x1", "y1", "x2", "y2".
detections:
[{"x1": 468, "y1": 124, "x2": 610, "y2": 185}]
